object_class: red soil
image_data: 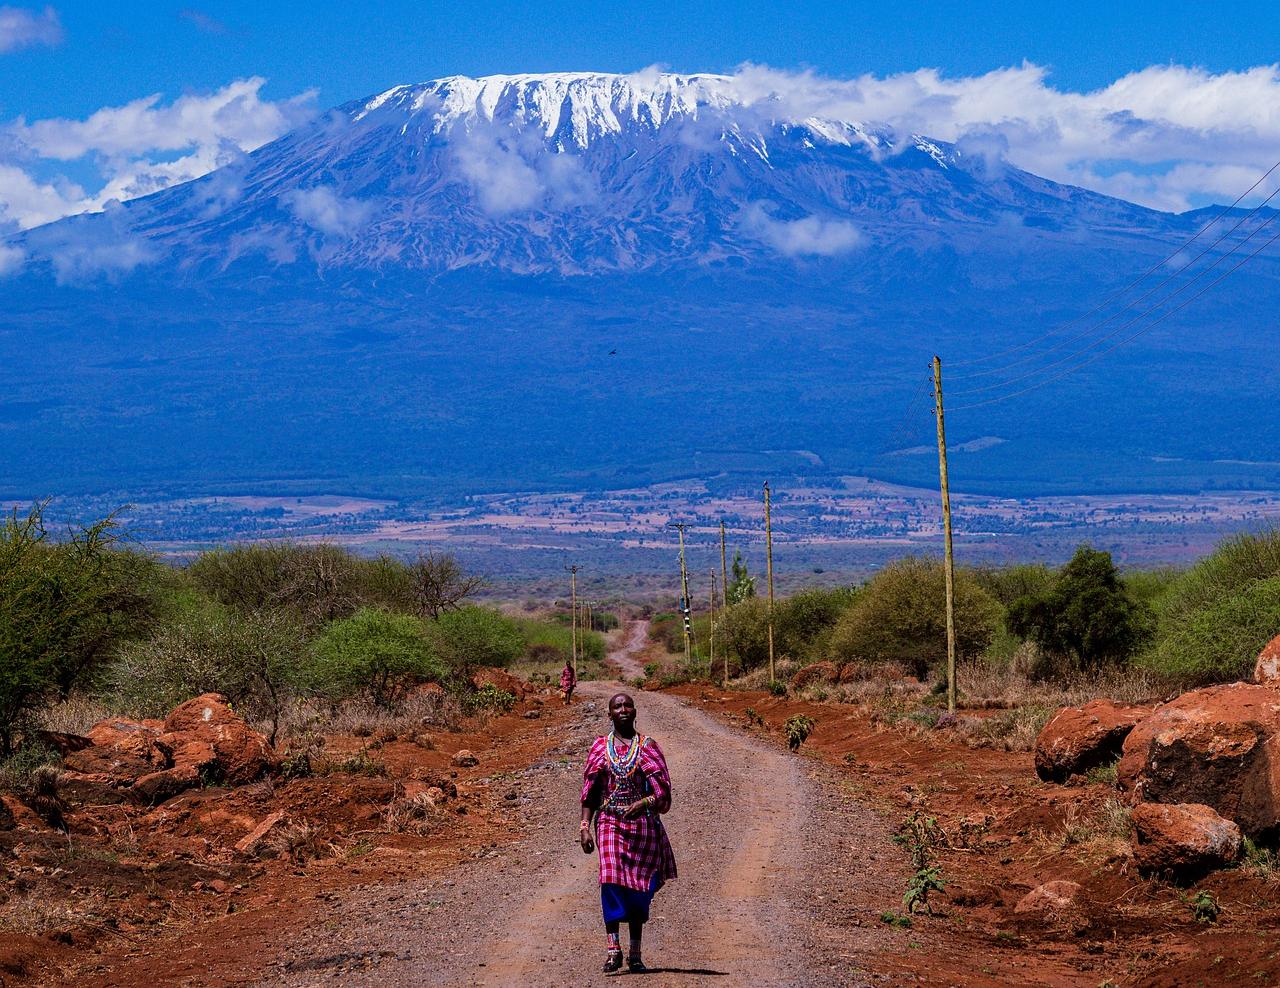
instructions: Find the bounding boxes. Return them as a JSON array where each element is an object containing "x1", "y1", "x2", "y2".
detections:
[{"x1": 663, "y1": 683, "x2": 1280, "y2": 987}]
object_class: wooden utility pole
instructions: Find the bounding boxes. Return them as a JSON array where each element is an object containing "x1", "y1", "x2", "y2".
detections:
[
  {"x1": 932, "y1": 356, "x2": 957, "y2": 715},
  {"x1": 670, "y1": 522, "x2": 692, "y2": 665},
  {"x1": 764, "y1": 481, "x2": 776, "y2": 684},
  {"x1": 566, "y1": 565, "x2": 580, "y2": 677},
  {"x1": 709, "y1": 570, "x2": 717, "y2": 680},
  {"x1": 719, "y1": 519, "x2": 729, "y2": 610}
]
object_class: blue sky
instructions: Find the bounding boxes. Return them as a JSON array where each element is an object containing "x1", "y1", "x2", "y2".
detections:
[
  {"x1": 3, "y1": 1, "x2": 1280, "y2": 234},
  {"x1": 2, "y1": 1, "x2": 1277, "y2": 119}
]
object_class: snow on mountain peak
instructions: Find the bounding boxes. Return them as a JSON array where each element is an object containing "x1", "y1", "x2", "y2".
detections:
[{"x1": 353, "y1": 71, "x2": 869, "y2": 150}]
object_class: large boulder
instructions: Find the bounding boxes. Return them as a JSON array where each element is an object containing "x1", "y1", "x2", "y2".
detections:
[
  {"x1": 1013, "y1": 880, "x2": 1082, "y2": 914},
  {"x1": 1130, "y1": 802, "x2": 1242, "y2": 876},
  {"x1": 63, "y1": 718, "x2": 164, "y2": 782},
  {"x1": 1256, "y1": 634, "x2": 1280, "y2": 687},
  {"x1": 1117, "y1": 683, "x2": 1280, "y2": 837},
  {"x1": 792, "y1": 662, "x2": 839, "y2": 690},
  {"x1": 470, "y1": 668, "x2": 527, "y2": 700},
  {"x1": 161, "y1": 694, "x2": 277, "y2": 785},
  {"x1": 1035, "y1": 699, "x2": 1150, "y2": 782}
]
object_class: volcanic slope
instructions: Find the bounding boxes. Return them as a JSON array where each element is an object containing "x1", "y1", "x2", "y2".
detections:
[{"x1": 5, "y1": 72, "x2": 1280, "y2": 498}]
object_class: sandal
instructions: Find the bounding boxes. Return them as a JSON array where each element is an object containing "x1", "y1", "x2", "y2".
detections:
[{"x1": 602, "y1": 949, "x2": 624, "y2": 973}]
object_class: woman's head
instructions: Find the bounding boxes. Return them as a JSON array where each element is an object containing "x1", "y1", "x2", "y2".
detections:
[{"x1": 608, "y1": 692, "x2": 637, "y2": 732}]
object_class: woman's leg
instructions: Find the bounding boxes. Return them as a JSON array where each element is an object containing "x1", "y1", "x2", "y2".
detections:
[{"x1": 627, "y1": 920, "x2": 644, "y2": 966}]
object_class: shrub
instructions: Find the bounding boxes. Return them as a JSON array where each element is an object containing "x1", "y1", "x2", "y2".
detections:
[
  {"x1": 187, "y1": 543, "x2": 363, "y2": 627},
  {"x1": 0, "y1": 503, "x2": 158, "y2": 754},
  {"x1": 462, "y1": 684, "x2": 516, "y2": 715},
  {"x1": 106, "y1": 604, "x2": 308, "y2": 742},
  {"x1": 973, "y1": 564, "x2": 1054, "y2": 610},
  {"x1": 436, "y1": 606, "x2": 524, "y2": 673},
  {"x1": 718, "y1": 598, "x2": 771, "y2": 671},
  {"x1": 309, "y1": 608, "x2": 444, "y2": 707},
  {"x1": 1142, "y1": 530, "x2": 1280, "y2": 685},
  {"x1": 785, "y1": 714, "x2": 815, "y2": 750},
  {"x1": 717, "y1": 587, "x2": 858, "y2": 670},
  {"x1": 1007, "y1": 546, "x2": 1151, "y2": 671},
  {"x1": 828, "y1": 558, "x2": 1001, "y2": 678}
]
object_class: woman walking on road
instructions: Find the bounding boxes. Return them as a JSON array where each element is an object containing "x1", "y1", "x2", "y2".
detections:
[
  {"x1": 579, "y1": 692, "x2": 677, "y2": 973},
  {"x1": 560, "y1": 659, "x2": 577, "y2": 704}
]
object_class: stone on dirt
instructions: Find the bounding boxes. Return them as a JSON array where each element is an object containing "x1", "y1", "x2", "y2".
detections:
[
  {"x1": 161, "y1": 693, "x2": 278, "y2": 785},
  {"x1": 791, "y1": 662, "x2": 838, "y2": 689},
  {"x1": 451, "y1": 750, "x2": 479, "y2": 768},
  {"x1": 1034, "y1": 699, "x2": 1150, "y2": 782},
  {"x1": 234, "y1": 810, "x2": 288, "y2": 856},
  {"x1": 1013, "y1": 880, "x2": 1082, "y2": 914},
  {"x1": 1130, "y1": 802, "x2": 1242, "y2": 876},
  {"x1": 1117, "y1": 683, "x2": 1280, "y2": 837},
  {"x1": 1255, "y1": 634, "x2": 1280, "y2": 687}
]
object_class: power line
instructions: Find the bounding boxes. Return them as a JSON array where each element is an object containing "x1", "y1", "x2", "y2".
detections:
[
  {"x1": 946, "y1": 157, "x2": 1280, "y2": 371},
  {"x1": 950, "y1": 222, "x2": 1280, "y2": 413},
  {"x1": 950, "y1": 182, "x2": 1280, "y2": 383},
  {"x1": 949, "y1": 205, "x2": 1280, "y2": 399}
]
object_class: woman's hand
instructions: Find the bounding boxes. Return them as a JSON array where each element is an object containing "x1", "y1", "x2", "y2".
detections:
[
  {"x1": 579, "y1": 826, "x2": 595, "y2": 853},
  {"x1": 622, "y1": 798, "x2": 651, "y2": 819}
]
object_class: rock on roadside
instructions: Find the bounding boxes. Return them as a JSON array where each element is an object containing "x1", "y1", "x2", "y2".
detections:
[
  {"x1": 1117, "y1": 683, "x2": 1280, "y2": 837},
  {"x1": 452, "y1": 750, "x2": 479, "y2": 768},
  {"x1": 1035, "y1": 699, "x2": 1150, "y2": 782},
  {"x1": 792, "y1": 662, "x2": 839, "y2": 690},
  {"x1": 1130, "y1": 802, "x2": 1242, "y2": 877},
  {"x1": 1256, "y1": 634, "x2": 1280, "y2": 687},
  {"x1": 1014, "y1": 880, "x2": 1082, "y2": 914}
]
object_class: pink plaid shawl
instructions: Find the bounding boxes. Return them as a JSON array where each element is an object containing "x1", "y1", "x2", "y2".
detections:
[{"x1": 581, "y1": 735, "x2": 678, "y2": 892}]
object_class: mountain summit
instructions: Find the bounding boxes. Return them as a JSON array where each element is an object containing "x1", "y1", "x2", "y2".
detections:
[
  {"x1": 3, "y1": 74, "x2": 1279, "y2": 501},
  {"x1": 16, "y1": 71, "x2": 1170, "y2": 278}
]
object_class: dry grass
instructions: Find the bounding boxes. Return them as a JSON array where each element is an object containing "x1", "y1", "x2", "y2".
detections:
[
  {"x1": 382, "y1": 789, "x2": 442, "y2": 835},
  {"x1": 38, "y1": 694, "x2": 111, "y2": 736},
  {"x1": 1032, "y1": 796, "x2": 1132, "y2": 865},
  {"x1": 264, "y1": 820, "x2": 335, "y2": 864},
  {"x1": 268, "y1": 690, "x2": 465, "y2": 746},
  {"x1": 957, "y1": 658, "x2": 1168, "y2": 711},
  {"x1": 0, "y1": 889, "x2": 112, "y2": 935}
]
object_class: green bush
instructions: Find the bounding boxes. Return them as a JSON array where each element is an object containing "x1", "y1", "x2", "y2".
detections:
[
  {"x1": 0, "y1": 503, "x2": 159, "y2": 754},
  {"x1": 718, "y1": 598, "x2": 771, "y2": 671},
  {"x1": 187, "y1": 542, "x2": 364, "y2": 627},
  {"x1": 828, "y1": 557, "x2": 1001, "y2": 678},
  {"x1": 435, "y1": 606, "x2": 524, "y2": 673},
  {"x1": 309, "y1": 608, "x2": 444, "y2": 707},
  {"x1": 1141, "y1": 530, "x2": 1280, "y2": 685},
  {"x1": 1008, "y1": 546, "x2": 1151, "y2": 671},
  {"x1": 973, "y1": 564, "x2": 1054, "y2": 610},
  {"x1": 106, "y1": 604, "x2": 308, "y2": 741}
]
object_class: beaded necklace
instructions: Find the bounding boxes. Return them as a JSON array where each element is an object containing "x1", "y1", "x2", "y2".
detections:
[{"x1": 606, "y1": 732, "x2": 646, "y2": 779}]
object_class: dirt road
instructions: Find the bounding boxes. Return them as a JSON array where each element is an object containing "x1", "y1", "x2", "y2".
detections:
[{"x1": 262, "y1": 622, "x2": 900, "y2": 986}]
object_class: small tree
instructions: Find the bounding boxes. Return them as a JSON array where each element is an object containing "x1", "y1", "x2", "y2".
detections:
[
  {"x1": 436, "y1": 606, "x2": 524, "y2": 674},
  {"x1": 0, "y1": 503, "x2": 156, "y2": 754},
  {"x1": 309, "y1": 608, "x2": 443, "y2": 708},
  {"x1": 1008, "y1": 545, "x2": 1150, "y2": 670},
  {"x1": 728, "y1": 551, "x2": 756, "y2": 603},
  {"x1": 405, "y1": 552, "x2": 484, "y2": 619}
]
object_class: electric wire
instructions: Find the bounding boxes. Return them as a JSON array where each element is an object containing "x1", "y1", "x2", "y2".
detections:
[
  {"x1": 949, "y1": 222, "x2": 1280, "y2": 413},
  {"x1": 949, "y1": 205, "x2": 1280, "y2": 398},
  {"x1": 945, "y1": 157, "x2": 1280, "y2": 370},
  {"x1": 950, "y1": 181, "x2": 1280, "y2": 382}
]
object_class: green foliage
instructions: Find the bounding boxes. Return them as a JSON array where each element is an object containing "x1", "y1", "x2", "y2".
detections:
[
  {"x1": 0, "y1": 743, "x2": 59, "y2": 795},
  {"x1": 0, "y1": 503, "x2": 158, "y2": 754},
  {"x1": 647, "y1": 611, "x2": 685, "y2": 654},
  {"x1": 435, "y1": 606, "x2": 524, "y2": 673},
  {"x1": 718, "y1": 598, "x2": 770, "y2": 670},
  {"x1": 893, "y1": 811, "x2": 948, "y2": 915},
  {"x1": 1007, "y1": 546, "x2": 1152, "y2": 671},
  {"x1": 829, "y1": 558, "x2": 1001, "y2": 678},
  {"x1": 462, "y1": 683, "x2": 516, "y2": 714},
  {"x1": 1143, "y1": 530, "x2": 1280, "y2": 685},
  {"x1": 309, "y1": 608, "x2": 444, "y2": 707},
  {"x1": 974, "y1": 563, "x2": 1054, "y2": 610},
  {"x1": 518, "y1": 617, "x2": 605, "y2": 664},
  {"x1": 784, "y1": 714, "x2": 815, "y2": 750},
  {"x1": 1189, "y1": 890, "x2": 1220, "y2": 924},
  {"x1": 187, "y1": 542, "x2": 366, "y2": 627},
  {"x1": 728, "y1": 551, "x2": 756, "y2": 603},
  {"x1": 767, "y1": 679, "x2": 787, "y2": 697},
  {"x1": 106, "y1": 603, "x2": 308, "y2": 742},
  {"x1": 744, "y1": 707, "x2": 763, "y2": 726}
]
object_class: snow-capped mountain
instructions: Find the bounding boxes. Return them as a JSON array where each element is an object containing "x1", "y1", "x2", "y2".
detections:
[{"x1": 4, "y1": 73, "x2": 1280, "y2": 502}]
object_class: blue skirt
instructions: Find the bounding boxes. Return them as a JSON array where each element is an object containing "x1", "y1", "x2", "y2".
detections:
[{"x1": 601, "y1": 873, "x2": 662, "y2": 924}]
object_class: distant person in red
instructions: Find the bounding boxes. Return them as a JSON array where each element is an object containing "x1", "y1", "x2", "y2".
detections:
[
  {"x1": 560, "y1": 660, "x2": 577, "y2": 704},
  {"x1": 579, "y1": 693, "x2": 677, "y2": 973}
]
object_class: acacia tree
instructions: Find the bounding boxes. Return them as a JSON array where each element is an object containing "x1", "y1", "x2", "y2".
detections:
[
  {"x1": 406, "y1": 552, "x2": 484, "y2": 619},
  {"x1": 0, "y1": 503, "x2": 154, "y2": 754}
]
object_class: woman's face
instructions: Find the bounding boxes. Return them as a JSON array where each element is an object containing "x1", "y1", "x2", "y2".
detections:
[{"x1": 609, "y1": 693, "x2": 637, "y2": 731}]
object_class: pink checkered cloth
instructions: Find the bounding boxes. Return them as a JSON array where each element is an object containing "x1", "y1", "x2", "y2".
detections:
[
  {"x1": 560, "y1": 665, "x2": 576, "y2": 691},
  {"x1": 581, "y1": 735, "x2": 678, "y2": 892}
]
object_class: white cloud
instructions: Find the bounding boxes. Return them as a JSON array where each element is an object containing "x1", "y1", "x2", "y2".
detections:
[
  {"x1": 25, "y1": 203, "x2": 157, "y2": 283},
  {"x1": 285, "y1": 185, "x2": 374, "y2": 237},
  {"x1": 0, "y1": 5, "x2": 62, "y2": 53},
  {"x1": 0, "y1": 243, "x2": 23, "y2": 276},
  {"x1": 1, "y1": 77, "x2": 315, "y2": 228},
  {"x1": 741, "y1": 202, "x2": 862, "y2": 256},
  {"x1": 721, "y1": 62, "x2": 1280, "y2": 211}
]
